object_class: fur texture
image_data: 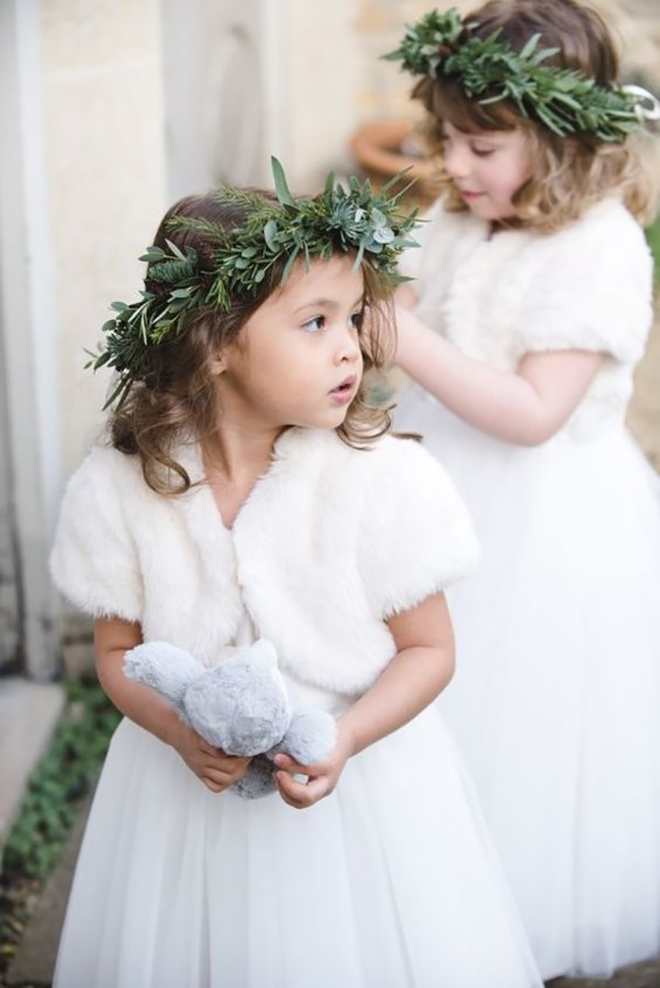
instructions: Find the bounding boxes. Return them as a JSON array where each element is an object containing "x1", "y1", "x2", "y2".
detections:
[
  {"x1": 123, "y1": 637, "x2": 337, "y2": 799},
  {"x1": 401, "y1": 197, "x2": 654, "y2": 439},
  {"x1": 51, "y1": 429, "x2": 478, "y2": 695}
]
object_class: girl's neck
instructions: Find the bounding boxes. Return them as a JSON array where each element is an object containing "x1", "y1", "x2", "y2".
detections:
[
  {"x1": 202, "y1": 420, "x2": 281, "y2": 485},
  {"x1": 202, "y1": 422, "x2": 285, "y2": 531},
  {"x1": 487, "y1": 216, "x2": 525, "y2": 239}
]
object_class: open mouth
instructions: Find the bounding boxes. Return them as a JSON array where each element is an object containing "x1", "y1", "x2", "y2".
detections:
[{"x1": 329, "y1": 374, "x2": 358, "y2": 403}]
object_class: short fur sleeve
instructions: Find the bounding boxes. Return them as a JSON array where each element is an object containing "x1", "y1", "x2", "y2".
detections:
[
  {"x1": 358, "y1": 436, "x2": 479, "y2": 619},
  {"x1": 50, "y1": 447, "x2": 144, "y2": 622},
  {"x1": 514, "y1": 199, "x2": 654, "y2": 365}
]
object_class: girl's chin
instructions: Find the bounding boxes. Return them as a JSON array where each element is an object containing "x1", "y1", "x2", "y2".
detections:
[{"x1": 465, "y1": 199, "x2": 518, "y2": 223}]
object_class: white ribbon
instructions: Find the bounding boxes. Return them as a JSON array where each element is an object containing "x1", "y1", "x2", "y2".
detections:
[{"x1": 622, "y1": 83, "x2": 660, "y2": 123}]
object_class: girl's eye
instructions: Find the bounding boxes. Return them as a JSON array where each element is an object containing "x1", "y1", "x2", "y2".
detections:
[
  {"x1": 350, "y1": 311, "x2": 363, "y2": 331},
  {"x1": 472, "y1": 146, "x2": 495, "y2": 157},
  {"x1": 302, "y1": 315, "x2": 325, "y2": 333}
]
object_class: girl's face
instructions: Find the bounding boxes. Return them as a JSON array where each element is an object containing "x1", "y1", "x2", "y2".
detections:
[
  {"x1": 216, "y1": 255, "x2": 365, "y2": 434},
  {"x1": 441, "y1": 121, "x2": 532, "y2": 222}
]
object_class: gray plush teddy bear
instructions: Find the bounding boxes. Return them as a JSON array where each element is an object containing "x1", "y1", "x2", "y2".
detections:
[{"x1": 123, "y1": 638, "x2": 337, "y2": 799}]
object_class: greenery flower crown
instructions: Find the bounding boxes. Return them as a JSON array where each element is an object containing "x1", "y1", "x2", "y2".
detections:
[
  {"x1": 384, "y1": 7, "x2": 648, "y2": 142},
  {"x1": 90, "y1": 157, "x2": 419, "y2": 409}
]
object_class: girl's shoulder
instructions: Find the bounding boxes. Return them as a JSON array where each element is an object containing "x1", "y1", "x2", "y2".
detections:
[
  {"x1": 282, "y1": 428, "x2": 479, "y2": 584},
  {"x1": 514, "y1": 198, "x2": 654, "y2": 362},
  {"x1": 51, "y1": 445, "x2": 147, "y2": 622},
  {"x1": 65, "y1": 443, "x2": 144, "y2": 495},
  {"x1": 281, "y1": 426, "x2": 460, "y2": 487},
  {"x1": 530, "y1": 197, "x2": 651, "y2": 264}
]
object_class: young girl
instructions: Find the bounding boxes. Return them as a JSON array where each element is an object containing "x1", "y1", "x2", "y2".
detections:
[
  {"x1": 49, "y1": 162, "x2": 542, "y2": 987},
  {"x1": 387, "y1": 0, "x2": 660, "y2": 980}
]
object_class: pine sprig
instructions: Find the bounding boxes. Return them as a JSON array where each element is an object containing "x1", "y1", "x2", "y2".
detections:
[
  {"x1": 384, "y1": 7, "x2": 642, "y2": 142},
  {"x1": 90, "y1": 157, "x2": 420, "y2": 409}
]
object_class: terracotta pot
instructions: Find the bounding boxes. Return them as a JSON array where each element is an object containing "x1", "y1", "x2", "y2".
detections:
[{"x1": 350, "y1": 118, "x2": 436, "y2": 204}]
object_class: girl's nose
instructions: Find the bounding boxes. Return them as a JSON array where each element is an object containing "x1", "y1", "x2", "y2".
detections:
[
  {"x1": 443, "y1": 142, "x2": 470, "y2": 180},
  {"x1": 336, "y1": 324, "x2": 361, "y2": 364}
]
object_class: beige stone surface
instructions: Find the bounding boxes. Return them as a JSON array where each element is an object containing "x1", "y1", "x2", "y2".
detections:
[
  {"x1": 0, "y1": 679, "x2": 65, "y2": 854},
  {"x1": 39, "y1": 0, "x2": 168, "y2": 476}
]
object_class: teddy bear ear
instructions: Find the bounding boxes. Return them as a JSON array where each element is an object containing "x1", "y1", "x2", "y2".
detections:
[
  {"x1": 247, "y1": 638, "x2": 278, "y2": 667},
  {"x1": 282, "y1": 708, "x2": 338, "y2": 766},
  {"x1": 123, "y1": 641, "x2": 202, "y2": 711}
]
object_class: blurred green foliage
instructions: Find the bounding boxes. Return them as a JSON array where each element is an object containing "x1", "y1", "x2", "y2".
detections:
[
  {"x1": 646, "y1": 216, "x2": 660, "y2": 285},
  {"x1": 2, "y1": 678, "x2": 120, "y2": 881}
]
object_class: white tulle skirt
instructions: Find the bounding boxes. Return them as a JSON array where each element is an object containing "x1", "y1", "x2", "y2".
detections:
[
  {"x1": 53, "y1": 700, "x2": 542, "y2": 988},
  {"x1": 395, "y1": 384, "x2": 660, "y2": 980}
]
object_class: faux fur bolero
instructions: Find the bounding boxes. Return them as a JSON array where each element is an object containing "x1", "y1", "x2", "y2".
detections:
[
  {"x1": 401, "y1": 197, "x2": 654, "y2": 437},
  {"x1": 51, "y1": 429, "x2": 478, "y2": 696}
]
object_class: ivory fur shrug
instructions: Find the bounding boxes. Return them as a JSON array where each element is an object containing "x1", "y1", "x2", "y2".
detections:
[
  {"x1": 402, "y1": 197, "x2": 654, "y2": 440},
  {"x1": 51, "y1": 428, "x2": 478, "y2": 698}
]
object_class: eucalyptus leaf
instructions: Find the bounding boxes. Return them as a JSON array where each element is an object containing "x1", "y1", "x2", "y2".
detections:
[
  {"x1": 90, "y1": 154, "x2": 421, "y2": 409},
  {"x1": 271, "y1": 156, "x2": 296, "y2": 209},
  {"x1": 264, "y1": 220, "x2": 279, "y2": 251}
]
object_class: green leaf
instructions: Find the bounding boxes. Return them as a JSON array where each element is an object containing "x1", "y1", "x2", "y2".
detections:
[
  {"x1": 138, "y1": 246, "x2": 166, "y2": 263},
  {"x1": 264, "y1": 220, "x2": 279, "y2": 251},
  {"x1": 519, "y1": 32, "x2": 541, "y2": 60},
  {"x1": 281, "y1": 245, "x2": 300, "y2": 283},
  {"x1": 271, "y1": 156, "x2": 296, "y2": 209},
  {"x1": 165, "y1": 238, "x2": 187, "y2": 261},
  {"x1": 373, "y1": 226, "x2": 395, "y2": 244}
]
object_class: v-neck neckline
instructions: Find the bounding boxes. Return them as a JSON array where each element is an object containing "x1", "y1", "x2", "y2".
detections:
[{"x1": 183, "y1": 427, "x2": 298, "y2": 534}]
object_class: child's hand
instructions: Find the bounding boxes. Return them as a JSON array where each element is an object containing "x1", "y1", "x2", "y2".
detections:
[
  {"x1": 273, "y1": 726, "x2": 355, "y2": 810},
  {"x1": 171, "y1": 720, "x2": 252, "y2": 793}
]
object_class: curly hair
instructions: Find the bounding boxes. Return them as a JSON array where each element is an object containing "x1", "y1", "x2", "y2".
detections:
[
  {"x1": 413, "y1": 0, "x2": 658, "y2": 232},
  {"x1": 109, "y1": 190, "x2": 396, "y2": 496}
]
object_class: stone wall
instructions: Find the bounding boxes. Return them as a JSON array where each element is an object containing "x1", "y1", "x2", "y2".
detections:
[{"x1": 40, "y1": 0, "x2": 167, "y2": 478}]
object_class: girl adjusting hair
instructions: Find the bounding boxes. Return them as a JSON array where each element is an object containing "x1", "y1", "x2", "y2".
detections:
[
  {"x1": 386, "y1": 0, "x2": 660, "y2": 981},
  {"x1": 50, "y1": 159, "x2": 542, "y2": 987}
]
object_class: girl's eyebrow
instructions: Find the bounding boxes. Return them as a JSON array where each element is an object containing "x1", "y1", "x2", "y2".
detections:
[{"x1": 295, "y1": 295, "x2": 364, "y2": 314}]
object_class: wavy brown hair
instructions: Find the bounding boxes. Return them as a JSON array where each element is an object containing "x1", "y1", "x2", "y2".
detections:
[
  {"x1": 413, "y1": 0, "x2": 657, "y2": 232},
  {"x1": 109, "y1": 190, "x2": 396, "y2": 495}
]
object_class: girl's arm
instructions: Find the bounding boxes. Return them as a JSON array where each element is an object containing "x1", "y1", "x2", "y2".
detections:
[
  {"x1": 274, "y1": 592, "x2": 454, "y2": 809},
  {"x1": 395, "y1": 305, "x2": 606, "y2": 447},
  {"x1": 95, "y1": 617, "x2": 251, "y2": 793}
]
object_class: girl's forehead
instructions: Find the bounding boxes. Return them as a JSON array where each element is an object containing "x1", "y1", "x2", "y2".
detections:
[
  {"x1": 444, "y1": 119, "x2": 519, "y2": 140},
  {"x1": 273, "y1": 255, "x2": 365, "y2": 308}
]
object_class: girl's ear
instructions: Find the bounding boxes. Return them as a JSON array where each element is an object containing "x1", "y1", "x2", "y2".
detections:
[{"x1": 208, "y1": 351, "x2": 227, "y2": 376}]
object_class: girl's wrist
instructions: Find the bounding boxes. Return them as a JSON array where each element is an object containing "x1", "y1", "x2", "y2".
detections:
[
  {"x1": 336, "y1": 717, "x2": 359, "y2": 760},
  {"x1": 158, "y1": 709, "x2": 187, "y2": 750}
]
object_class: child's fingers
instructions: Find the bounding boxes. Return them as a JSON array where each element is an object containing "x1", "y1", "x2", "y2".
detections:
[
  {"x1": 273, "y1": 753, "x2": 314, "y2": 774},
  {"x1": 203, "y1": 766, "x2": 234, "y2": 786},
  {"x1": 203, "y1": 749, "x2": 251, "y2": 772},
  {"x1": 202, "y1": 776, "x2": 226, "y2": 793},
  {"x1": 276, "y1": 771, "x2": 328, "y2": 809}
]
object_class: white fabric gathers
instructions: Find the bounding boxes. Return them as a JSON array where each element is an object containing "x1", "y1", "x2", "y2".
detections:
[
  {"x1": 395, "y1": 197, "x2": 660, "y2": 980},
  {"x1": 50, "y1": 428, "x2": 542, "y2": 988}
]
